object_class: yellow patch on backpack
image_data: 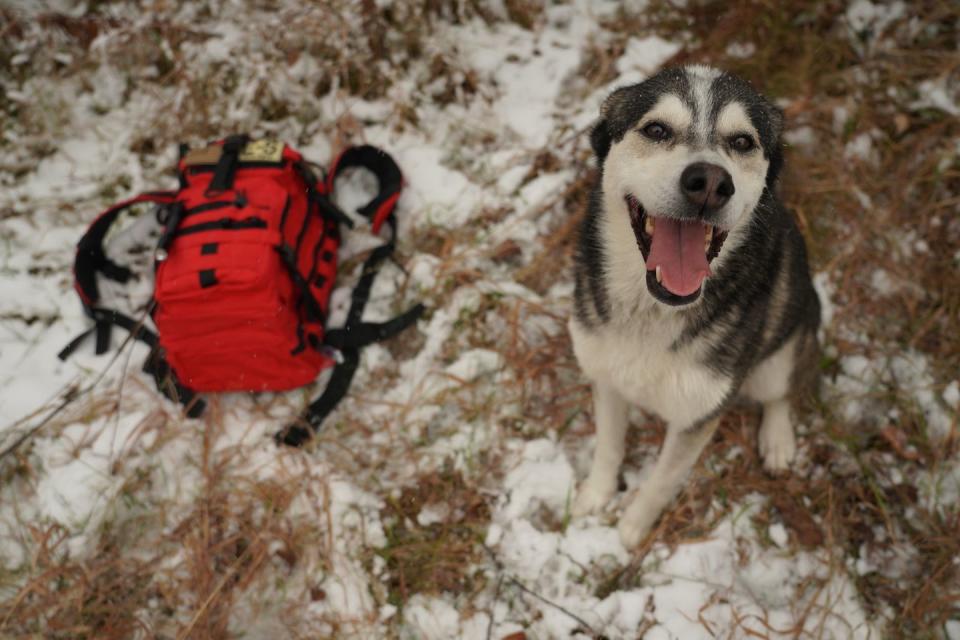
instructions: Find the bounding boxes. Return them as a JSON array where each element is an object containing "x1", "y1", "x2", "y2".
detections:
[{"x1": 239, "y1": 139, "x2": 284, "y2": 163}]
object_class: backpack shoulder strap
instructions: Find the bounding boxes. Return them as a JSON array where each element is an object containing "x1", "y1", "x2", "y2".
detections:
[
  {"x1": 276, "y1": 145, "x2": 423, "y2": 447},
  {"x1": 73, "y1": 191, "x2": 176, "y2": 308},
  {"x1": 63, "y1": 191, "x2": 206, "y2": 419}
]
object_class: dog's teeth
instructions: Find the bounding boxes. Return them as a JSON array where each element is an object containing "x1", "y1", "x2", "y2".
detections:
[
  {"x1": 645, "y1": 217, "x2": 655, "y2": 236},
  {"x1": 704, "y1": 225, "x2": 713, "y2": 251},
  {"x1": 655, "y1": 265, "x2": 662, "y2": 283}
]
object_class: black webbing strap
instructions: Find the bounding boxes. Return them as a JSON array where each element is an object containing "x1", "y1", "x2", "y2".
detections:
[
  {"x1": 290, "y1": 160, "x2": 356, "y2": 231},
  {"x1": 57, "y1": 322, "x2": 111, "y2": 360},
  {"x1": 275, "y1": 349, "x2": 359, "y2": 447},
  {"x1": 278, "y1": 244, "x2": 324, "y2": 323},
  {"x1": 324, "y1": 304, "x2": 425, "y2": 350},
  {"x1": 206, "y1": 134, "x2": 249, "y2": 195},
  {"x1": 322, "y1": 231, "x2": 424, "y2": 350},
  {"x1": 58, "y1": 307, "x2": 206, "y2": 418},
  {"x1": 141, "y1": 347, "x2": 206, "y2": 419},
  {"x1": 312, "y1": 193, "x2": 356, "y2": 229}
]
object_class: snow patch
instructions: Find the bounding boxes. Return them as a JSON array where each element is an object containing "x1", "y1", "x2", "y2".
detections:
[{"x1": 500, "y1": 438, "x2": 575, "y2": 521}]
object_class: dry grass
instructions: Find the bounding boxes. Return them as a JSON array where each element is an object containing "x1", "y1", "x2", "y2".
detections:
[
  {"x1": 373, "y1": 465, "x2": 493, "y2": 609},
  {"x1": 0, "y1": 400, "x2": 333, "y2": 639},
  {"x1": 1, "y1": 0, "x2": 958, "y2": 638}
]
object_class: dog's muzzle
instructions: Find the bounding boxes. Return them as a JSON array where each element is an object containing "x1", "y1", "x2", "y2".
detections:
[{"x1": 626, "y1": 194, "x2": 729, "y2": 306}]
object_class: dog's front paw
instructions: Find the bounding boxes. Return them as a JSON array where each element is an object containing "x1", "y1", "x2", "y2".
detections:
[
  {"x1": 759, "y1": 420, "x2": 796, "y2": 473},
  {"x1": 618, "y1": 492, "x2": 661, "y2": 548},
  {"x1": 572, "y1": 479, "x2": 615, "y2": 517}
]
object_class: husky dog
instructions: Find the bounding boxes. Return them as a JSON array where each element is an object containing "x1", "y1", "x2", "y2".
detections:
[{"x1": 570, "y1": 66, "x2": 820, "y2": 547}]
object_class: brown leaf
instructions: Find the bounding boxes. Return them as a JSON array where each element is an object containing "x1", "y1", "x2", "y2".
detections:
[
  {"x1": 893, "y1": 113, "x2": 910, "y2": 135},
  {"x1": 772, "y1": 495, "x2": 824, "y2": 547},
  {"x1": 880, "y1": 425, "x2": 920, "y2": 460},
  {"x1": 491, "y1": 240, "x2": 523, "y2": 263}
]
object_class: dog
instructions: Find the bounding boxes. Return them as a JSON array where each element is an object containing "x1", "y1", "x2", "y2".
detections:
[{"x1": 569, "y1": 65, "x2": 820, "y2": 547}]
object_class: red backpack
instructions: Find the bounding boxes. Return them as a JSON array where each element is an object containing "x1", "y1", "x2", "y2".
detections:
[{"x1": 60, "y1": 136, "x2": 423, "y2": 446}]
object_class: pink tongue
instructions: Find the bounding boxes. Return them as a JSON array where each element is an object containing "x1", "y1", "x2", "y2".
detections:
[{"x1": 645, "y1": 218, "x2": 710, "y2": 297}]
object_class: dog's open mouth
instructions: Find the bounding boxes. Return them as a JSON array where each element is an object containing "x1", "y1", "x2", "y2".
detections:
[{"x1": 626, "y1": 195, "x2": 728, "y2": 306}]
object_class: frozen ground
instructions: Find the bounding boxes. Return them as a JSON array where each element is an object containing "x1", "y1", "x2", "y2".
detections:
[{"x1": 1, "y1": 1, "x2": 958, "y2": 638}]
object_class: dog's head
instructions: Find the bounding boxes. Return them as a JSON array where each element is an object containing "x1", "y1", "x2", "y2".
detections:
[{"x1": 592, "y1": 65, "x2": 784, "y2": 307}]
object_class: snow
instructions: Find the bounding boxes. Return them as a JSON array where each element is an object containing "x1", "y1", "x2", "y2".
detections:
[
  {"x1": 870, "y1": 268, "x2": 896, "y2": 296},
  {"x1": 844, "y1": 131, "x2": 877, "y2": 163},
  {"x1": 948, "y1": 620, "x2": 960, "y2": 640},
  {"x1": 829, "y1": 348, "x2": 954, "y2": 435},
  {"x1": 784, "y1": 125, "x2": 816, "y2": 148},
  {"x1": 769, "y1": 522, "x2": 789, "y2": 548},
  {"x1": 912, "y1": 77, "x2": 960, "y2": 117},
  {"x1": 846, "y1": 0, "x2": 906, "y2": 35},
  {"x1": 499, "y1": 438, "x2": 575, "y2": 522},
  {"x1": 944, "y1": 381, "x2": 960, "y2": 410},
  {"x1": 725, "y1": 42, "x2": 757, "y2": 59},
  {"x1": 402, "y1": 594, "x2": 462, "y2": 639},
  {"x1": 614, "y1": 36, "x2": 683, "y2": 86},
  {"x1": 813, "y1": 272, "x2": 836, "y2": 330},
  {"x1": 890, "y1": 351, "x2": 953, "y2": 442}
]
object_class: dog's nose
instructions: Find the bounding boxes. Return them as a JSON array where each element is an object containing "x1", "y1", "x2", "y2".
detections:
[{"x1": 679, "y1": 162, "x2": 735, "y2": 212}]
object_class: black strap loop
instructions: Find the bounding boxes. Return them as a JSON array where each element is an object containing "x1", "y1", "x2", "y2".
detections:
[{"x1": 206, "y1": 134, "x2": 249, "y2": 195}]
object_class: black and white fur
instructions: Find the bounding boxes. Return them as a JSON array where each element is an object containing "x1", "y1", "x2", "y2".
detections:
[{"x1": 570, "y1": 66, "x2": 820, "y2": 547}]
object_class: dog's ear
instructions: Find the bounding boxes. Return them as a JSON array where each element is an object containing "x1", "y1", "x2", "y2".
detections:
[
  {"x1": 590, "y1": 87, "x2": 633, "y2": 164},
  {"x1": 768, "y1": 104, "x2": 784, "y2": 141},
  {"x1": 599, "y1": 86, "x2": 631, "y2": 118},
  {"x1": 590, "y1": 119, "x2": 612, "y2": 163},
  {"x1": 764, "y1": 104, "x2": 785, "y2": 187}
]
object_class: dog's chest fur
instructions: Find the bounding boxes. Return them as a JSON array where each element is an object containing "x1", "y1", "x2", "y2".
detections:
[{"x1": 569, "y1": 314, "x2": 733, "y2": 428}]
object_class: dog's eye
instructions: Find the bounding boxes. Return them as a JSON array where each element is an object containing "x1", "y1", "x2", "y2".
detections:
[
  {"x1": 730, "y1": 134, "x2": 755, "y2": 152},
  {"x1": 641, "y1": 122, "x2": 672, "y2": 141}
]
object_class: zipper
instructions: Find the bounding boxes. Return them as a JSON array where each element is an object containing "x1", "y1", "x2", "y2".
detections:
[{"x1": 177, "y1": 216, "x2": 267, "y2": 236}]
